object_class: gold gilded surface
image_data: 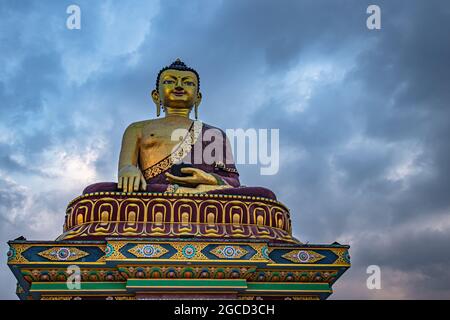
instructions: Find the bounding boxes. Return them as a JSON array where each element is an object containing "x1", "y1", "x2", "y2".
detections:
[
  {"x1": 281, "y1": 250, "x2": 326, "y2": 264},
  {"x1": 210, "y1": 245, "x2": 248, "y2": 259},
  {"x1": 332, "y1": 248, "x2": 351, "y2": 266},
  {"x1": 37, "y1": 247, "x2": 89, "y2": 261},
  {"x1": 8, "y1": 243, "x2": 107, "y2": 264},
  {"x1": 142, "y1": 120, "x2": 202, "y2": 181},
  {"x1": 60, "y1": 223, "x2": 293, "y2": 241},
  {"x1": 101, "y1": 240, "x2": 269, "y2": 262},
  {"x1": 7, "y1": 244, "x2": 33, "y2": 264},
  {"x1": 105, "y1": 241, "x2": 127, "y2": 260},
  {"x1": 128, "y1": 244, "x2": 169, "y2": 258},
  {"x1": 61, "y1": 192, "x2": 294, "y2": 241},
  {"x1": 66, "y1": 195, "x2": 290, "y2": 228}
]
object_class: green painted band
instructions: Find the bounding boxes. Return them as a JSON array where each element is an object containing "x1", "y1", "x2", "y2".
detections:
[
  {"x1": 30, "y1": 282, "x2": 127, "y2": 292},
  {"x1": 126, "y1": 279, "x2": 247, "y2": 288},
  {"x1": 246, "y1": 282, "x2": 330, "y2": 292}
]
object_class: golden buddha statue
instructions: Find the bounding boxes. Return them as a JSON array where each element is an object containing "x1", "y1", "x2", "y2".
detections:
[
  {"x1": 83, "y1": 59, "x2": 277, "y2": 201},
  {"x1": 115, "y1": 58, "x2": 239, "y2": 195}
]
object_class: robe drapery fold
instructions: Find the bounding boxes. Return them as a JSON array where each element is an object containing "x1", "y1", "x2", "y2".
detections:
[{"x1": 141, "y1": 120, "x2": 241, "y2": 188}]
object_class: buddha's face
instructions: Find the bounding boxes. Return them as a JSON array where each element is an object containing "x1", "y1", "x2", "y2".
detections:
[{"x1": 153, "y1": 69, "x2": 201, "y2": 109}]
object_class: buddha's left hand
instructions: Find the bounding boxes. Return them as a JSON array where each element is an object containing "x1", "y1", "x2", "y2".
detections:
[{"x1": 165, "y1": 167, "x2": 217, "y2": 186}]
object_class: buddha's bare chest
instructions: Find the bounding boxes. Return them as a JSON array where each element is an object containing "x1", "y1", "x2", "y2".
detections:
[{"x1": 139, "y1": 121, "x2": 192, "y2": 165}]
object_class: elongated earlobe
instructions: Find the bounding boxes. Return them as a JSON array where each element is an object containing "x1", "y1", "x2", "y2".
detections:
[
  {"x1": 156, "y1": 102, "x2": 161, "y2": 117},
  {"x1": 194, "y1": 92, "x2": 202, "y2": 119}
]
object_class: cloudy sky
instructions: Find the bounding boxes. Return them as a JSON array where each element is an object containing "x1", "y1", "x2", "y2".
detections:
[{"x1": 1, "y1": 0, "x2": 450, "y2": 299}]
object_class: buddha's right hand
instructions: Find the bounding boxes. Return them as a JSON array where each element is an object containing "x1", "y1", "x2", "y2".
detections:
[{"x1": 118, "y1": 165, "x2": 147, "y2": 192}]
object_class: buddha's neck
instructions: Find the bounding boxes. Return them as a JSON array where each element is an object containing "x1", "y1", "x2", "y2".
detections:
[{"x1": 164, "y1": 106, "x2": 192, "y2": 118}]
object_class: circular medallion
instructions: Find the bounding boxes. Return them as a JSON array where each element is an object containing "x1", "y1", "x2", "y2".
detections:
[
  {"x1": 142, "y1": 245, "x2": 156, "y2": 257},
  {"x1": 56, "y1": 248, "x2": 71, "y2": 261},
  {"x1": 182, "y1": 244, "x2": 196, "y2": 259},
  {"x1": 343, "y1": 251, "x2": 351, "y2": 263},
  {"x1": 297, "y1": 250, "x2": 310, "y2": 263},
  {"x1": 222, "y1": 246, "x2": 237, "y2": 258},
  {"x1": 7, "y1": 247, "x2": 16, "y2": 260}
]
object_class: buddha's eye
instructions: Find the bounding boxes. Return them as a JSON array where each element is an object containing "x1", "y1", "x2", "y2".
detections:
[
  {"x1": 163, "y1": 80, "x2": 174, "y2": 84},
  {"x1": 184, "y1": 81, "x2": 195, "y2": 86}
]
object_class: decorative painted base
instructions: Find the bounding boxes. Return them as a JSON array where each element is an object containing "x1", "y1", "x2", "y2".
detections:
[
  {"x1": 7, "y1": 238, "x2": 350, "y2": 300},
  {"x1": 59, "y1": 191, "x2": 294, "y2": 242}
]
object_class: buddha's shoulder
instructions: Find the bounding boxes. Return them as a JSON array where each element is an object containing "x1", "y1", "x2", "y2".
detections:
[
  {"x1": 125, "y1": 119, "x2": 226, "y2": 133},
  {"x1": 125, "y1": 119, "x2": 157, "y2": 130}
]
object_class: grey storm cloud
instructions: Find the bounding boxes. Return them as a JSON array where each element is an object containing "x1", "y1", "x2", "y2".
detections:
[{"x1": 1, "y1": 0, "x2": 450, "y2": 299}]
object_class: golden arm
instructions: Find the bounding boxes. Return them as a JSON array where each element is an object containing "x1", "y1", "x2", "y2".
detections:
[{"x1": 118, "y1": 123, "x2": 147, "y2": 192}]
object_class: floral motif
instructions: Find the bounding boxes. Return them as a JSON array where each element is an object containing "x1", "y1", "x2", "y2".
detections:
[
  {"x1": 281, "y1": 250, "x2": 325, "y2": 264},
  {"x1": 297, "y1": 251, "x2": 310, "y2": 262},
  {"x1": 181, "y1": 244, "x2": 197, "y2": 259},
  {"x1": 210, "y1": 245, "x2": 247, "y2": 259},
  {"x1": 38, "y1": 247, "x2": 89, "y2": 261},
  {"x1": 128, "y1": 244, "x2": 168, "y2": 258}
]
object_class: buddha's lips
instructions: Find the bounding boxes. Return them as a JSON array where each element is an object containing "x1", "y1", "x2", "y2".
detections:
[{"x1": 172, "y1": 92, "x2": 186, "y2": 96}]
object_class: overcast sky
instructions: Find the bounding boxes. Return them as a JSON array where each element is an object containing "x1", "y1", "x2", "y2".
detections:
[{"x1": 1, "y1": 0, "x2": 450, "y2": 299}]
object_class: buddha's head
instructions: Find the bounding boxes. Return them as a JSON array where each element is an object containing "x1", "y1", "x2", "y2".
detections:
[{"x1": 151, "y1": 59, "x2": 202, "y2": 118}]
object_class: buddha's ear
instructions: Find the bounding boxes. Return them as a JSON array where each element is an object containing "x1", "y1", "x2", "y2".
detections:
[
  {"x1": 151, "y1": 89, "x2": 161, "y2": 117},
  {"x1": 194, "y1": 92, "x2": 202, "y2": 119},
  {"x1": 196, "y1": 91, "x2": 202, "y2": 106},
  {"x1": 151, "y1": 89, "x2": 160, "y2": 104}
]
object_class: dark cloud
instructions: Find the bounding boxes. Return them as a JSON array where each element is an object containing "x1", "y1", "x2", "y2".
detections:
[
  {"x1": 340, "y1": 227, "x2": 450, "y2": 299},
  {"x1": 230, "y1": 0, "x2": 450, "y2": 298},
  {"x1": 0, "y1": 178, "x2": 27, "y2": 220}
]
